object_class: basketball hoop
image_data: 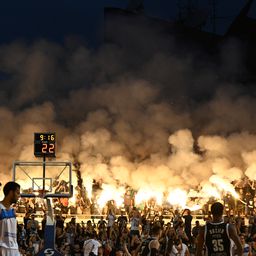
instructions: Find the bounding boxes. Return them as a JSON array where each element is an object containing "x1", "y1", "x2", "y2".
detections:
[
  {"x1": 36, "y1": 189, "x2": 49, "y2": 199},
  {"x1": 13, "y1": 161, "x2": 73, "y2": 199}
]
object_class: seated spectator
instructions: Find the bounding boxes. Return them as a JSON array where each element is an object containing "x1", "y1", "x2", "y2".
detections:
[{"x1": 171, "y1": 239, "x2": 190, "y2": 256}]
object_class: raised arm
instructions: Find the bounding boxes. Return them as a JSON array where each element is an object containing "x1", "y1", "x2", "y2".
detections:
[
  {"x1": 195, "y1": 226, "x2": 205, "y2": 256},
  {"x1": 228, "y1": 224, "x2": 242, "y2": 256},
  {"x1": 185, "y1": 245, "x2": 190, "y2": 256},
  {"x1": 124, "y1": 243, "x2": 132, "y2": 256}
]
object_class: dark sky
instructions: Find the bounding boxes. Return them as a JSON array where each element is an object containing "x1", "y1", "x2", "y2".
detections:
[{"x1": 0, "y1": 0, "x2": 255, "y2": 46}]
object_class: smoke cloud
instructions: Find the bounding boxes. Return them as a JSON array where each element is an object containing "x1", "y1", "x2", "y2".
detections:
[{"x1": 0, "y1": 24, "x2": 255, "y2": 206}]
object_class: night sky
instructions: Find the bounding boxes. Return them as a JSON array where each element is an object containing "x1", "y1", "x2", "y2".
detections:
[{"x1": 0, "y1": 0, "x2": 255, "y2": 46}]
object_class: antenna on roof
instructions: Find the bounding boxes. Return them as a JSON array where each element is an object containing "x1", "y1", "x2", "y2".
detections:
[
  {"x1": 177, "y1": 0, "x2": 208, "y2": 29},
  {"x1": 127, "y1": 0, "x2": 144, "y2": 13},
  {"x1": 209, "y1": 0, "x2": 218, "y2": 33}
]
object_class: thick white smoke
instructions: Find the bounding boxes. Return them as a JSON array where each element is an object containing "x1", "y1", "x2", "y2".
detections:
[{"x1": 0, "y1": 35, "x2": 255, "y2": 207}]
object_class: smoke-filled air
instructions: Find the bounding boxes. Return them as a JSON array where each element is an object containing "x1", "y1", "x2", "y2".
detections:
[{"x1": 0, "y1": 34, "x2": 255, "y2": 210}]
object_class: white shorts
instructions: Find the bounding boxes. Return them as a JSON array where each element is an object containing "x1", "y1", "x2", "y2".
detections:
[{"x1": 0, "y1": 247, "x2": 20, "y2": 256}]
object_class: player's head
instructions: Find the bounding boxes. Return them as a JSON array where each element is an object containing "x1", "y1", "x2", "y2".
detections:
[
  {"x1": 211, "y1": 202, "x2": 224, "y2": 218},
  {"x1": 3, "y1": 181, "x2": 20, "y2": 203}
]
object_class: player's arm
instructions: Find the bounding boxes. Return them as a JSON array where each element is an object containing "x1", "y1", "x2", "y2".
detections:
[
  {"x1": 228, "y1": 224, "x2": 243, "y2": 256},
  {"x1": 195, "y1": 226, "x2": 205, "y2": 256},
  {"x1": 185, "y1": 245, "x2": 190, "y2": 256},
  {"x1": 83, "y1": 240, "x2": 89, "y2": 250},
  {"x1": 150, "y1": 240, "x2": 160, "y2": 256},
  {"x1": 124, "y1": 243, "x2": 132, "y2": 256},
  {"x1": 249, "y1": 245, "x2": 252, "y2": 256},
  {"x1": 134, "y1": 241, "x2": 143, "y2": 256},
  {"x1": 182, "y1": 231, "x2": 189, "y2": 241},
  {"x1": 159, "y1": 235, "x2": 165, "y2": 243},
  {"x1": 131, "y1": 235, "x2": 136, "y2": 246}
]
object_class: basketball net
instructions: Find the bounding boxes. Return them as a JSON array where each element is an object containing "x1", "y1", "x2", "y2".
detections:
[{"x1": 36, "y1": 189, "x2": 49, "y2": 199}]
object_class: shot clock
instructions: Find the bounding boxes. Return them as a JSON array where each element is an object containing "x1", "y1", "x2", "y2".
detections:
[{"x1": 34, "y1": 133, "x2": 56, "y2": 157}]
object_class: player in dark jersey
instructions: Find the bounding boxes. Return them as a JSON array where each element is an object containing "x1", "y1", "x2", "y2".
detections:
[{"x1": 196, "y1": 202, "x2": 242, "y2": 256}]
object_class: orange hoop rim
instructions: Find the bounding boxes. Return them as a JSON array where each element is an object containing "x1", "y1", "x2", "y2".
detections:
[{"x1": 35, "y1": 189, "x2": 49, "y2": 198}]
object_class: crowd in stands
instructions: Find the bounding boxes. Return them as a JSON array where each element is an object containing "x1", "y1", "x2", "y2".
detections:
[
  {"x1": 15, "y1": 202, "x2": 256, "y2": 256},
  {"x1": 14, "y1": 175, "x2": 256, "y2": 255}
]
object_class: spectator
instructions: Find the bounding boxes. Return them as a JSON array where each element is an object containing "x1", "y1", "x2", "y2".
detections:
[
  {"x1": 73, "y1": 243, "x2": 83, "y2": 256},
  {"x1": 192, "y1": 221, "x2": 200, "y2": 244},
  {"x1": 182, "y1": 209, "x2": 192, "y2": 244},
  {"x1": 83, "y1": 233, "x2": 101, "y2": 256},
  {"x1": 18, "y1": 224, "x2": 28, "y2": 249},
  {"x1": 62, "y1": 243, "x2": 72, "y2": 256},
  {"x1": 171, "y1": 239, "x2": 190, "y2": 256},
  {"x1": 30, "y1": 234, "x2": 41, "y2": 254},
  {"x1": 118, "y1": 210, "x2": 128, "y2": 232},
  {"x1": 251, "y1": 219, "x2": 256, "y2": 239},
  {"x1": 65, "y1": 223, "x2": 75, "y2": 246},
  {"x1": 40, "y1": 214, "x2": 46, "y2": 238},
  {"x1": 98, "y1": 216, "x2": 107, "y2": 230},
  {"x1": 173, "y1": 210, "x2": 182, "y2": 229},
  {"x1": 56, "y1": 214, "x2": 65, "y2": 231},
  {"x1": 251, "y1": 237, "x2": 256, "y2": 256},
  {"x1": 159, "y1": 226, "x2": 177, "y2": 256},
  {"x1": 26, "y1": 240, "x2": 35, "y2": 256},
  {"x1": 130, "y1": 209, "x2": 141, "y2": 237},
  {"x1": 239, "y1": 234, "x2": 252, "y2": 256},
  {"x1": 56, "y1": 226, "x2": 66, "y2": 249},
  {"x1": 107, "y1": 209, "x2": 116, "y2": 239},
  {"x1": 24, "y1": 212, "x2": 31, "y2": 231},
  {"x1": 27, "y1": 214, "x2": 39, "y2": 235},
  {"x1": 176, "y1": 224, "x2": 189, "y2": 244}
]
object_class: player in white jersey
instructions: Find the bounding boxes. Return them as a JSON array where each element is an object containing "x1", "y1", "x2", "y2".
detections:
[{"x1": 0, "y1": 181, "x2": 21, "y2": 256}]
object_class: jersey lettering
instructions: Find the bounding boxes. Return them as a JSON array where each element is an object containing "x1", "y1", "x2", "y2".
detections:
[
  {"x1": 212, "y1": 239, "x2": 224, "y2": 252},
  {"x1": 205, "y1": 222, "x2": 231, "y2": 256},
  {"x1": 44, "y1": 248, "x2": 55, "y2": 256}
]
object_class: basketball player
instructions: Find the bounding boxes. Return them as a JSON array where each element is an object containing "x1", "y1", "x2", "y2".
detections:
[
  {"x1": 196, "y1": 202, "x2": 242, "y2": 256},
  {"x1": 0, "y1": 182, "x2": 21, "y2": 256}
]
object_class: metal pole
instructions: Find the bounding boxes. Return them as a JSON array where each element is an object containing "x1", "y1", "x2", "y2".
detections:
[
  {"x1": 212, "y1": 0, "x2": 216, "y2": 34},
  {"x1": 12, "y1": 162, "x2": 16, "y2": 181},
  {"x1": 177, "y1": 0, "x2": 182, "y2": 21},
  {"x1": 210, "y1": 0, "x2": 217, "y2": 34},
  {"x1": 43, "y1": 154, "x2": 46, "y2": 192}
]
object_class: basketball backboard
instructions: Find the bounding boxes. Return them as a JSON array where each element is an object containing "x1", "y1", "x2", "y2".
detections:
[{"x1": 13, "y1": 161, "x2": 73, "y2": 198}]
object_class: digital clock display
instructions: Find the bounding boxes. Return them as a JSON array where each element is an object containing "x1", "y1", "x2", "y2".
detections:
[{"x1": 34, "y1": 133, "x2": 56, "y2": 157}]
